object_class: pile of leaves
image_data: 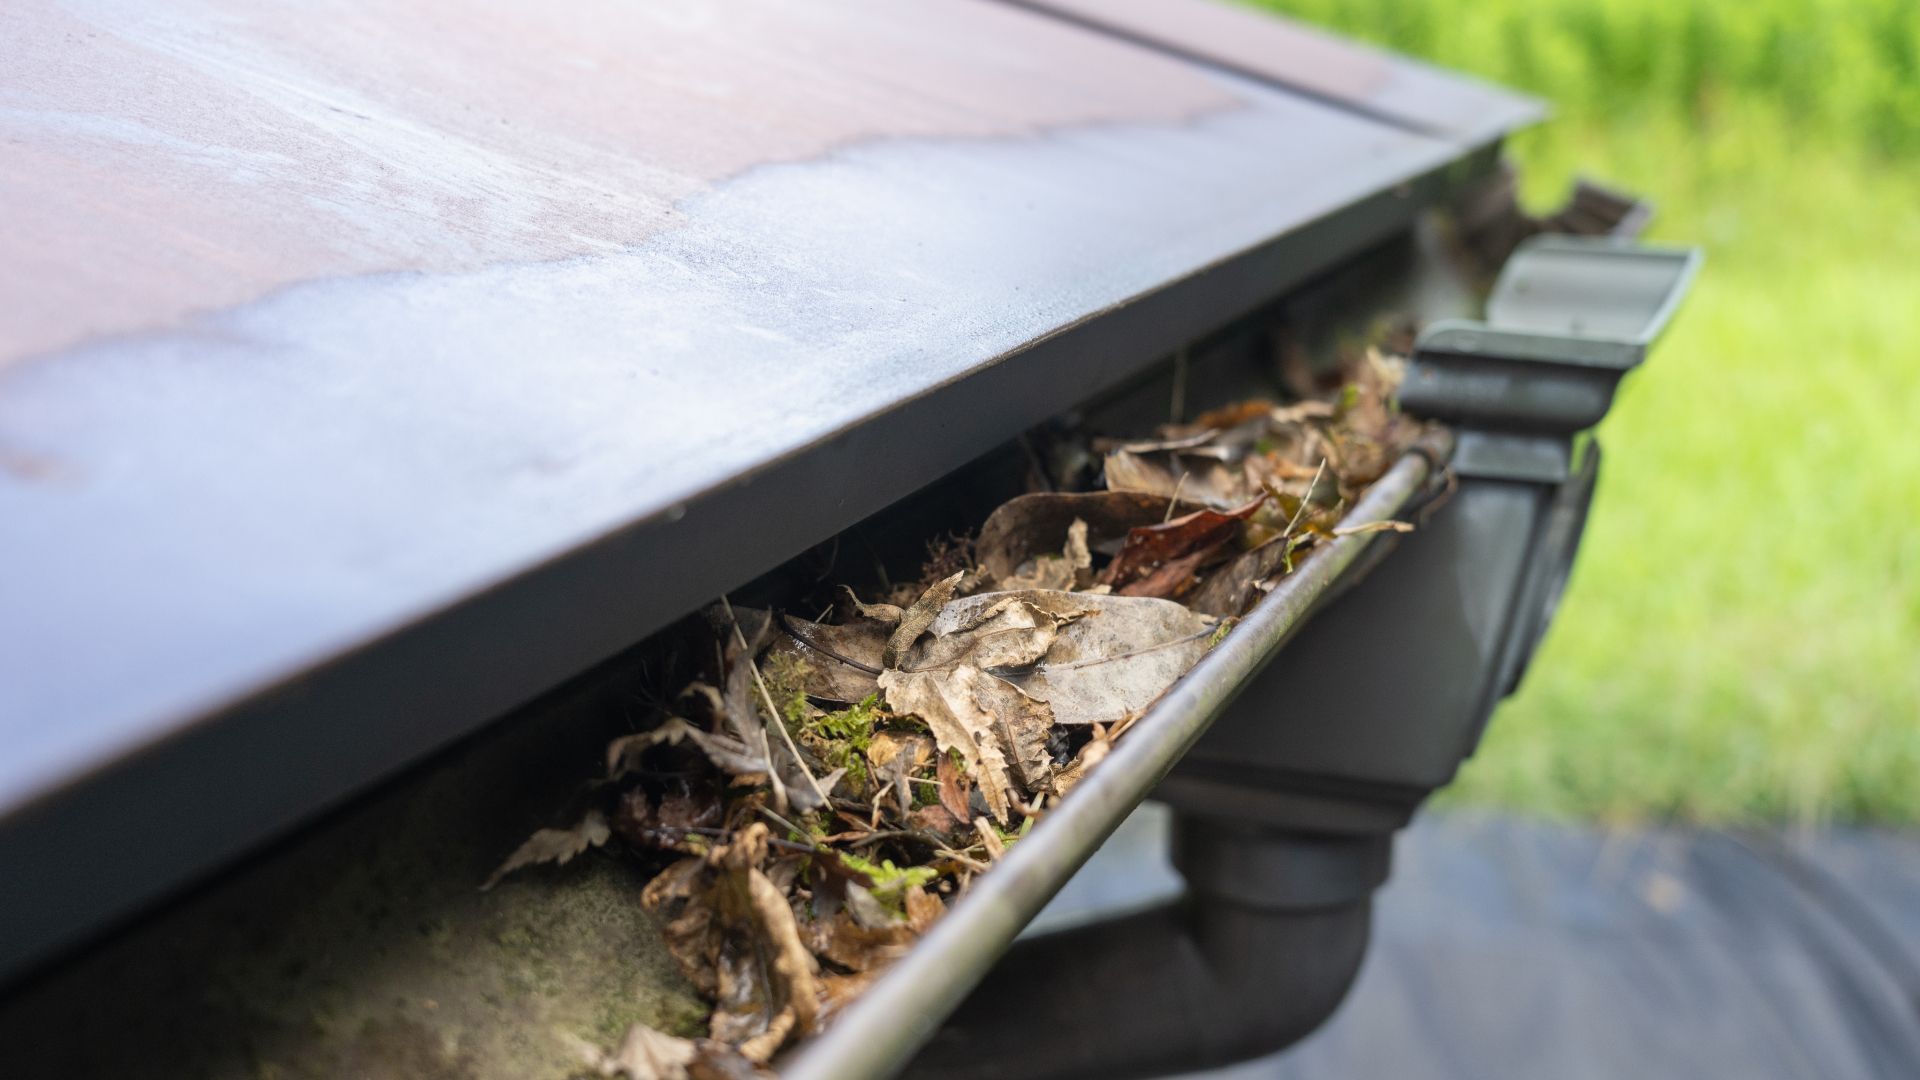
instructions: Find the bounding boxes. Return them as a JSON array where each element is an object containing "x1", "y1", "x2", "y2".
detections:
[{"x1": 487, "y1": 346, "x2": 1430, "y2": 1079}]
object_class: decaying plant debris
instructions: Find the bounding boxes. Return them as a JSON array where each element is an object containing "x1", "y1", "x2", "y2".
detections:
[{"x1": 486, "y1": 343, "x2": 1429, "y2": 1078}]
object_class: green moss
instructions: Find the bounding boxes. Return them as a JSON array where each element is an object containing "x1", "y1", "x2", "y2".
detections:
[
  {"x1": 762, "y1": 653, "x2": 815, "y2": 729},
  {"x1": 802, "y1": 695, "x2": 884, "y2": 789},
  {"x1": 835, "y1": 852, "x2": 939, "y2": 910},
  {"x1": 813, "y1": 695, "x2": 881, "y2": 749}
]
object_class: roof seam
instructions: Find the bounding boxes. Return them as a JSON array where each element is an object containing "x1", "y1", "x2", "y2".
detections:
[{"x1": 991, "y1": 0, "x2": 1459, "y2": 142}]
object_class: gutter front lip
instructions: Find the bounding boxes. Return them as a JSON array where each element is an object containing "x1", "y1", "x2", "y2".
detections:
[{"x1": 779, "y1": 438, "x2": 1445, "y2": 1080}]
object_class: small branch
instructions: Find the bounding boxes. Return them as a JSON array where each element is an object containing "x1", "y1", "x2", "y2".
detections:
[
  {"x1": 1281, "y1": 459, "x2": 1327, "y2": 540},
  {"x1": 754, "y1": 805, "x2": 829, "y2": 853},
  {"x1": 722, "y1": 596, "x2": 830, "y2": 810},
  {"x1": 635, "y1": 824, "x2": 815, "y2": 855}
]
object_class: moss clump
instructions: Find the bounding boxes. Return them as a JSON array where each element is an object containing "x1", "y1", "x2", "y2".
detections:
[
  {"x1": 801, "y1": 695, "x2": 883, "y2": 789},
  {"x1": 836, "y1": 852, "x2": 938, "y2": 910},
  {"x1": 761, "y1": 653, "x2": 815, "y2": 730}
]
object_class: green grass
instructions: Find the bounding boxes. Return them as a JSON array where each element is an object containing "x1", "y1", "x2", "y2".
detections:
[{"x1": 1249, "y1": 0, "x2": 1920, "y2": 823}]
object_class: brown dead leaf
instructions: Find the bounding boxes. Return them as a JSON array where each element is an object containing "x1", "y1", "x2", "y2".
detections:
[
  {"x1": 1192, "y1": 399, "x2": 1287, "y2": 429},
  {"x1": 881, "y1": 571, "x2": 962, "y2": 669},
  {"x1": 767, "y1": 613, "x2": 885, "y2": 704},
  {"x1": 572, "y1": 1023, "x2": 699, "y2": 1080},
  {"x1": 612, "y1": 788, "x2": 725, "y2": 854},
  {"x1": 640, "y1": 825, "x2": 820, "y2": 1063},
  {"x1": 481, "y1": 810, "x2": 610, "y2": 891},
  {"x1": 607, "y1": 717, "x2": 768, "y2": 781},
  {"x1": 910, "y1": 803, "x2": 963, "y2": 836},
  {"x1": 1103, "y1": 448, "x2": 1250, "y2": 510},
  {"x1": 570, "y1": 1027, "x2": 760, "y2": 1080},
  {"x1": 974, "y1": 490, "x2": 1194, "y2": 585},
  {"x1": 904, "y1": 883, "x2": 944, "y2": 933},
  {"x1": 966, "y1": 668, "x2": 1054, "y2": 793},
  {"x1": 866, "y1": 731, "x2": 933, "y2": 773},
  {"x1": 804, "y1": 898, "x2": 917, "y2": 973},
  {"x1": 909, "y1": 594, "x2": 1074, "y2": 672},
  {"x1": 921, "y1": 591, "x2": 1217, "y2": 727},
  {"x1": 935, "y1": 751, "x2": 971, "y2": 823},
  {"x1": 1186, "y1": 532, "x2": 1317, "y2": 618},
  {"x1": 992, "y1": 516, "x2": 1093, "y2": 592},
  {"x1": 816, "y1": 969, "x2": 884, "y2": 1025},
  {"x1": 1098, "y1": 495, "x2": 1267, "y2": 597},
  {"x1": 642, "y1": 857, "x2": 721, "y2": 997},
  {"x1": 840, "y1": 586, "x2": 902, "y2": 626},
  {"x1": 878, "y1": 664, "x2": 1026, "y2": 824}
]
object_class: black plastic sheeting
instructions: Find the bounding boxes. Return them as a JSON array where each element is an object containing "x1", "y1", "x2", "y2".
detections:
[{"x1": 1031, "y1": 807, "x2": 1920, "y2": 1079}]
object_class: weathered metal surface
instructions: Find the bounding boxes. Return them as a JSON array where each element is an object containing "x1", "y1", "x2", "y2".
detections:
[
  {"x1": 0, "y1": 0, "x2": 1229, "y2": 365},
  {"x1": 1007, "y1": 0, "x2": 1543, "y2": 142},
  {"x1": 0, "y1": 0, "x2": 1535, "y2": 979}
]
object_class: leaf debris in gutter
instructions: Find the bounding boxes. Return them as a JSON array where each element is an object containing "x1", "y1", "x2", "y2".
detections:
[{"x1": 485, "y1": 342, "x2": 1431, "y2": 1078}]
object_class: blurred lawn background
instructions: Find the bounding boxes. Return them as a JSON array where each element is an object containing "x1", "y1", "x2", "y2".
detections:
[{"x1": 1250, "y1": 0, "x2": 1920, "y2": 823}]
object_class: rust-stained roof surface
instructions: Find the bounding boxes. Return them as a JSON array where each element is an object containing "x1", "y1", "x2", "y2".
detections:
[
  {"x1": 1, "y1": 0, "x2": 1229, "y2": 364},
  {"x1": 0, "y1": 0, "x2": 1538, "y2": 979}
]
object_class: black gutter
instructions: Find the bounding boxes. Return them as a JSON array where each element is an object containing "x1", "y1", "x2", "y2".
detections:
[{"x1": 779, "y1": 443, "x2": 1441, "y2": 1079}]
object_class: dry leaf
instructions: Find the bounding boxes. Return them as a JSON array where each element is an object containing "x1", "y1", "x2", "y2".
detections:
[
  {"x1": 804, "y1": 904, "x2": 917, "y2": 974},
  {"x1": 608, "y1": 718, "x2": 767, "y2": 781},
  {"x1": 641, "y1": 825, "x2": 820, "y2": 1063},
  {"x1": 921, "y1": 591, "x2": 1217, "y2": 727},
  {"x1": 817, "y1": 969, "x2": 884, "y2": 1025},
  {"x1": 573, "y1": 1023, "x2": 700, "y2": 1080},
  {"x1": 991, "y1": 516, "x2": 1094, "y2": 592},
  {"x1": 839, "y1": 585, "x2": 902, "y2": 625},
  {"x1": 1103, "y1": 448, "x2": 1250, "y2": 509},
  {"x1": 1187, "y1": 532, "x2": 1315, "y2": 618},
  {"x1": 1332, "y1": 519, "x2": 1414, "y2": 536},
  {"x1": 878, "y1": 664, "x2": 1027, "y2": 824},
  {"x1": 882, "y1": 571, "x2": 963, "y2": 669},
  {"x1": 481, "y1": 810, "x2": 610, "y2": 891},
  {"x1": 865, "y1": 731, "x2": 932, "y2": 773},
  {"x1": 570, "y1": 1026, "x2": 759, "y2": 1080},
  {"x1": 767, "y1": 614, "x2": 885, "y2": 704},
  {"x1": 613, "y1": 788, "x2": 724, "y2": 854},
  {"x1": 974, "y1": 490, "x2": 1192, "y2": 584},
  {"x1": 910, "y1": 803, "x2": 963, "y2": 836},
  {"x1": 1098, "y1": 495, "x2": 1267, "y2": 597},
  {"x1": 935, "y1": 750, "x2": 971, "y2": 823}
]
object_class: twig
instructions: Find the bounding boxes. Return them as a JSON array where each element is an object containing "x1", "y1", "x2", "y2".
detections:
[
  {"x1": 848, "y1": 829, "x2": 948, "y2": 849},
  {"x1": 934, "y1": 847, "x2": 992, "y2": 874},
  {"x1": 1281, "y1": 459, "x2": 1327, "y2": 540},
  {"x1": 637, "y1": 824, "x2": 815, "y2": 855},
  {"x1": 722, "y1": 596, "x2": 830, "y2": 810},
  {"x1": 754, "y1": 805, "x2": 829, "y2": 852},
  {"x1": 1164, "y1": 471, "x2": 1189, "y2": 522}
]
